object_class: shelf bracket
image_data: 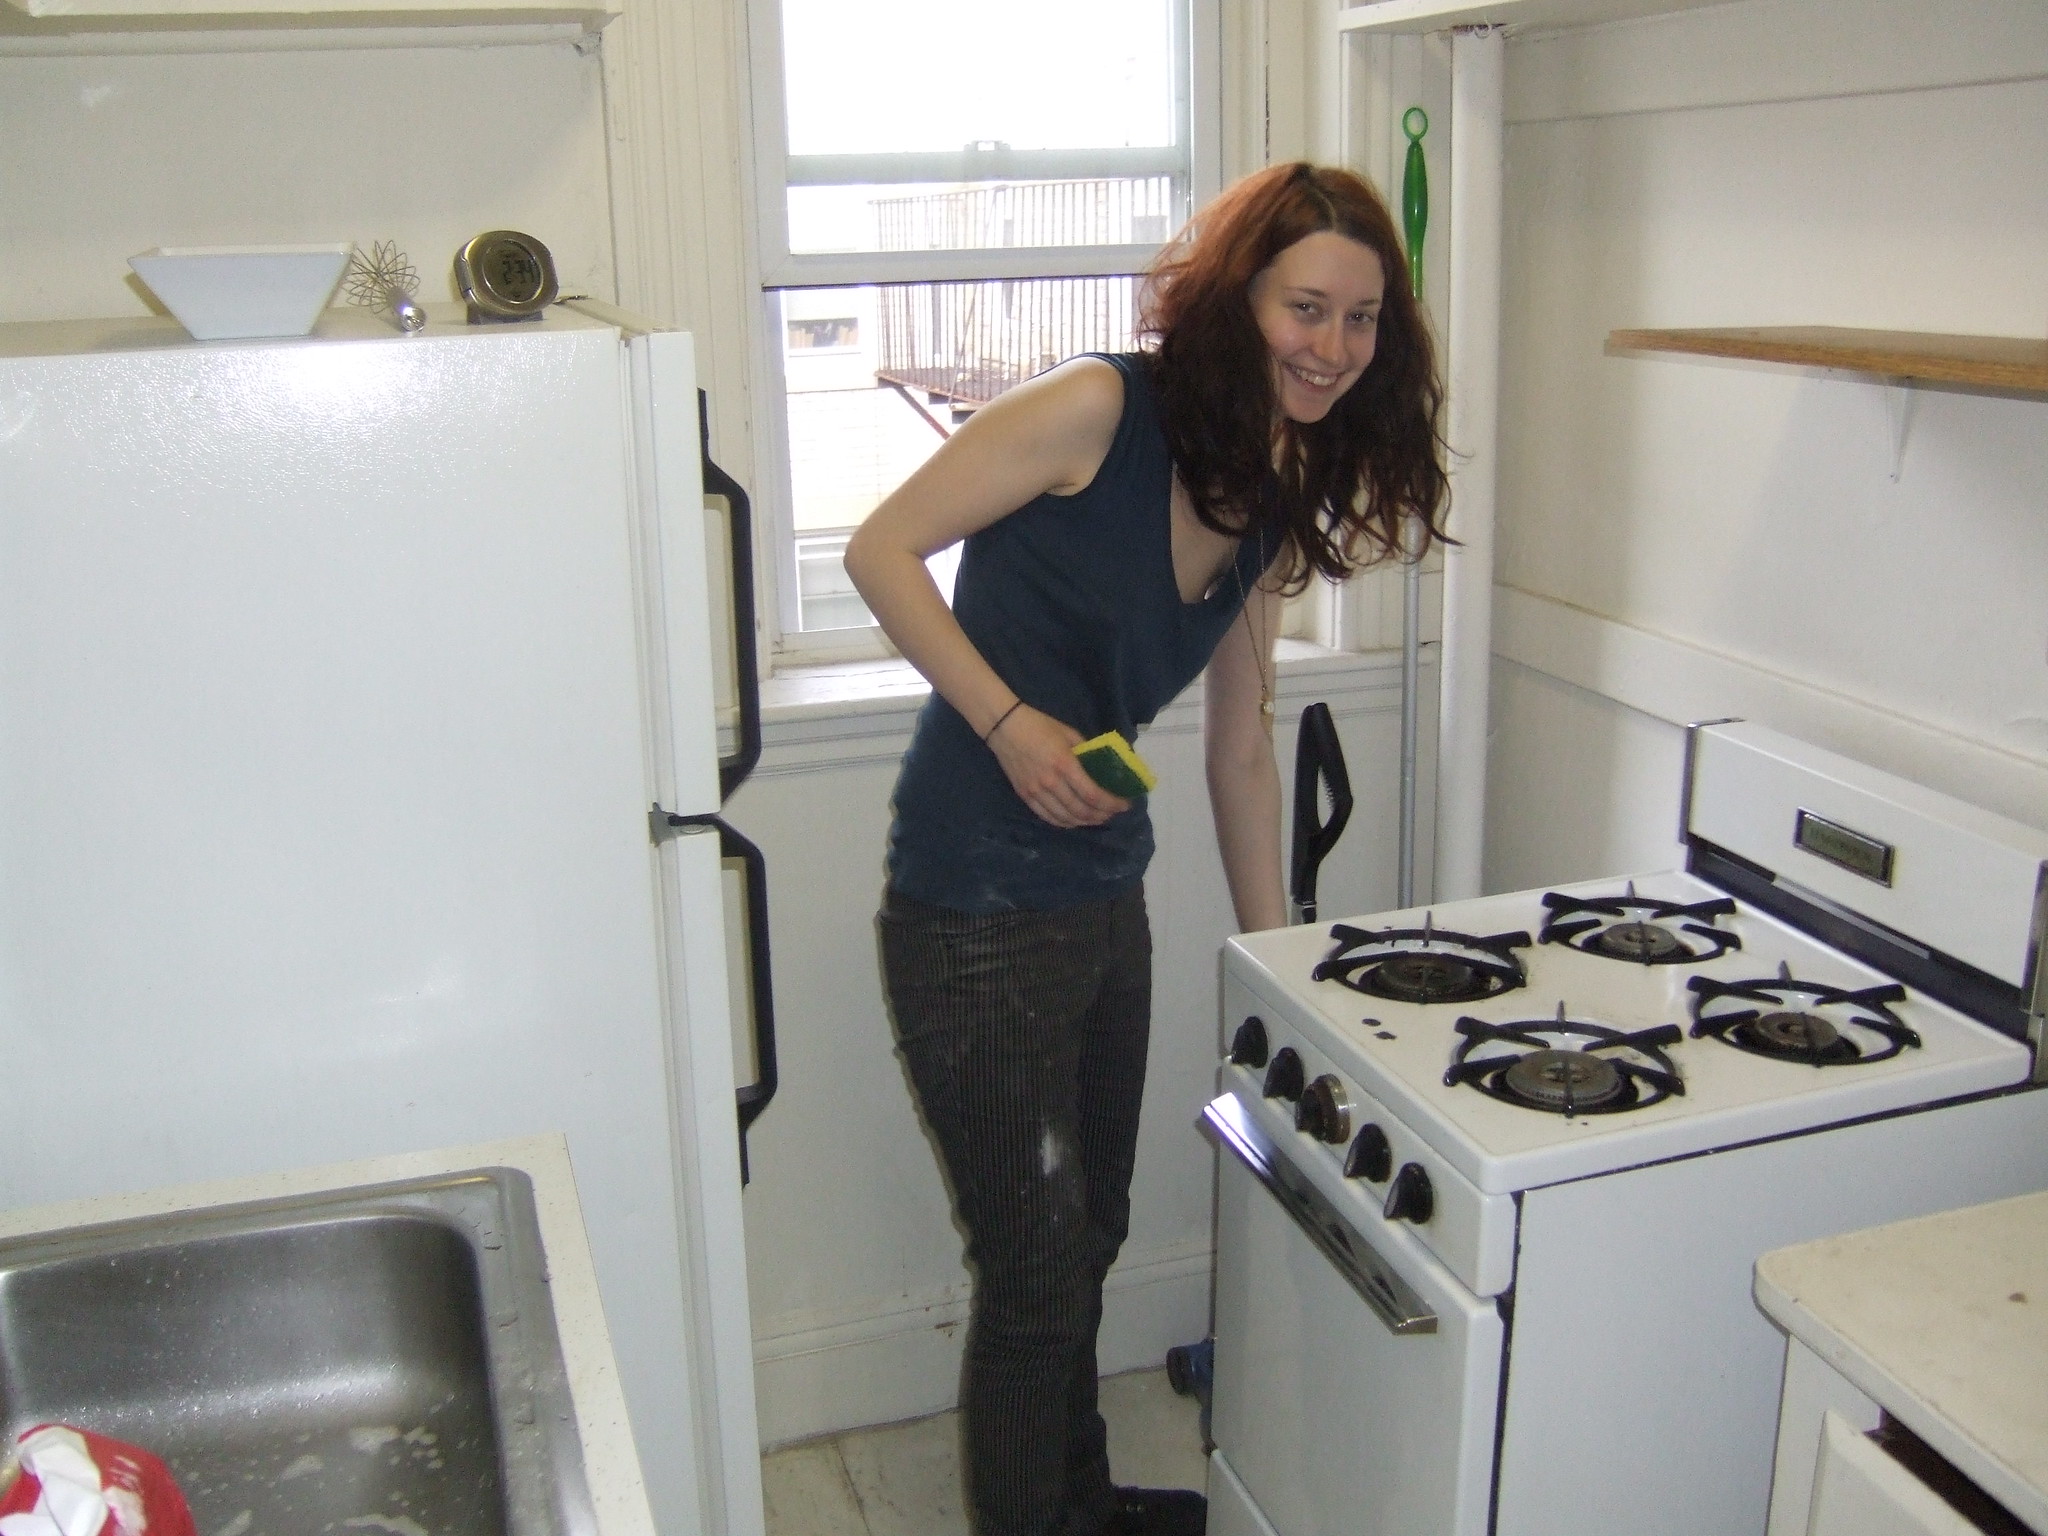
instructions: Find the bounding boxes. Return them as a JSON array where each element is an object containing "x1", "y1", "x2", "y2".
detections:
[{"x1": 1879, "y1": 375, "x2": 1915, "y2": 483}]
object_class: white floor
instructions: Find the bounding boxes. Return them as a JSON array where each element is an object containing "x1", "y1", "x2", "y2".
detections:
[{"x1": 762, "y1": 1368, "x2": 1209, "y2": 1536}]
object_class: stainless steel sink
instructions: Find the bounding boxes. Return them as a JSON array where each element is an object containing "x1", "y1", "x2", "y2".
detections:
[{"x1": 0, "y1": 1168, "x2": 594, "y2": 1536}]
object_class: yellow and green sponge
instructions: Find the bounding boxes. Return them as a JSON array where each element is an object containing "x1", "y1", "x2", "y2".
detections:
[{"x1": 1072, "y1": 731, "x2": 1158, "y2": 798}]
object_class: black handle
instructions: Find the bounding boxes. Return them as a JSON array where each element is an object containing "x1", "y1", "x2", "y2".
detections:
[
  {"x1": 715, "y1": 815, "x2": 778, "y2": 1185},
  {"x1": 701, "y1": 390, "x2": 762, "y2": 802},
  {"x1": 1290, "y1": 701, "x2": 1355, "y2": 921}
]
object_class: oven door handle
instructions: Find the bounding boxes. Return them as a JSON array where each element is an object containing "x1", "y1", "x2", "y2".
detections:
[{"x1": 1201, "y1": 1093, "x2": 1439, "y2": 1336}]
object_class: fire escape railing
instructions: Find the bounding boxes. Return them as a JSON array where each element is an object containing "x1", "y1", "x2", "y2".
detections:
[{"x1": 871, "y1": 177, "x2": 1170, "y2": 415}]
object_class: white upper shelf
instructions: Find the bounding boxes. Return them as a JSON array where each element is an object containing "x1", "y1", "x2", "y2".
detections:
[
  {"x1": 0, "y1": 0, "x2": 612, "y2": 38},
  {"x1": 1336, "y1": 0, "x2": 1735, "y2": 34}
]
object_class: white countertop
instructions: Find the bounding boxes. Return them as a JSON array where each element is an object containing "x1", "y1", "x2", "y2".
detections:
[
  {"x1": 0, "y1": 1133, "x2": 658, "y2": 1536},
  {"x1": 1755, "y1": 1189, "x2": 2048, "y2": 1534}
]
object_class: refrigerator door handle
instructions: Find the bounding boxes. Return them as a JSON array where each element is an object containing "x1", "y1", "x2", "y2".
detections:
[
  {"x1": 654, "y1": 804, "x2": 779, "y2": 1184},
  {"x1": 700, "y1": 391, "x2": 762, "y2": 802},
  {"x1": 719, "y1": 815, "x2": 778, "y2": 1185}
]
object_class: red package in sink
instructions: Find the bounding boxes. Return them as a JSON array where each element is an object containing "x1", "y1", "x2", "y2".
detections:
[{"x1": 0, "y1": 1424, "x2": 197, "y2": 1536}]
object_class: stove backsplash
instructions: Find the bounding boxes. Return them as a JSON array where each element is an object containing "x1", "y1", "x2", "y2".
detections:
[{"x1": 1682, "y1": 721, "x2": 2048, "y2": 1072}]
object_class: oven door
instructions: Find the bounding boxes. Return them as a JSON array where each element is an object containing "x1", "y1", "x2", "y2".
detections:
[{"x1": 1204, "y1": 1092, "x2": 1504, "y2": 1536}]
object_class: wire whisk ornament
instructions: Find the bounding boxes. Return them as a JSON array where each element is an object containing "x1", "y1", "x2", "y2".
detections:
[{"x1": 343, "y1": 240, "x2": 427, "y2": 333}]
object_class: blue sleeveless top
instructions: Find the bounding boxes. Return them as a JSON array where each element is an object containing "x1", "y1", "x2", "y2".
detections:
[{"x1": 885, "y1": 354, "x2": 1275, "y2": 913}]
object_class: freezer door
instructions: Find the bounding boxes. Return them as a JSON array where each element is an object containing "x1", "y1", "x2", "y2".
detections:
[{"x1": 625, "y1": 328, "x2": 722, "y2": 818}]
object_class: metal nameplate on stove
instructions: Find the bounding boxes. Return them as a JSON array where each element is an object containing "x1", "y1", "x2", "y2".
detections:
[
  {"x1": 1199, "y1": 1093, "x2": 1437, "y2": 1336},
  {"x1": 1794, "y1": 808, "x2": 1895, "y2": 887}
]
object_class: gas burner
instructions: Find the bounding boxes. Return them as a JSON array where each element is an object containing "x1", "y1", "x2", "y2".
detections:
[
  {"x1": 1313, "y1": 915, "x2": 1530, "y2": 1004},
  {"x1": 1538, "y1": 882, "x2": 1740, "y2": 965},
  {"x1": 1688, "y1": 963, "x2": 1921, "y2": 1066},
  {"x1": 1444, "y1": 1006, "x2": 1686, "y2": 1116}
]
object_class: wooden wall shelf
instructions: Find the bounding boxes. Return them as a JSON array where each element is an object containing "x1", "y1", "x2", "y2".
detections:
[
  {"x1": 1605, "y1": 326, "x2": 2048, "y2": 394},
  {"x1": 1334, "y1": 0, "x2": 1730, "y2": 33}
]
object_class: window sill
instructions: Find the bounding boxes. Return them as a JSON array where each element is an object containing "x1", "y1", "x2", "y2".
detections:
[{"x1": 741, "y1": 641, "x2": 1432, "y2": 780}]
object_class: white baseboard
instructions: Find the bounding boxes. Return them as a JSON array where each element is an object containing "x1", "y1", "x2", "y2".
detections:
[{"x1": 753, "y1": 1240, "x2": 1213, "y2": 1451}]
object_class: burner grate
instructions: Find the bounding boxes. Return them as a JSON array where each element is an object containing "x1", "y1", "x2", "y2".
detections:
[
  {"x1": 1445, "y1": 1007, "x2": 1686, "y2": 1116},
  {"x1": 1689, "y1": 963, "x2": 1921, "y2": 1066},
  {"x1": 1539, "y1": 882, "x2": 1740, "y2": 965},
  {"x1": 1313, "y1": 915, "x2": 1530, "y2": 1004}
]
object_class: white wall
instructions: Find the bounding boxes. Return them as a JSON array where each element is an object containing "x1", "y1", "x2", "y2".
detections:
[
  {"x1": 0, "y1": 0, "x2": 764, "y2": 496},
  {"x1": 0, "y1": 39, "x2": 616, "y2": 324},
  {"x1": 1486, "y1": 0, "x2": 2048, "y2": 891}
]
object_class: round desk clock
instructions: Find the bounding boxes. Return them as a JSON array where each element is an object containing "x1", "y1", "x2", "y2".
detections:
[{"x1": 454, "y1": 230, "x2": 559, "y2": 324}]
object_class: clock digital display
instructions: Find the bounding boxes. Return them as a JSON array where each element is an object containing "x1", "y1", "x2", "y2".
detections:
[
  {"x1": 1793, "y1": 809, "x2": 1895, "y2": 886},
  {"x1": 489, "y1": 248, "x2": 542, "y2": 300},
  {"x1": 456, "y1": 231, "x2": 558, "y2": 323}
]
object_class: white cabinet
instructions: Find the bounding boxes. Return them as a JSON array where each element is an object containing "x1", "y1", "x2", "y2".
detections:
[
  {"x1": 1768, "y1": 1342, "x2": 2026, "y2": 1536},
  {"x1": 1756, "y1": 1194, "x2": 2048, "y2": 1536},
  {"x1": 1807, "y1": 1411, "x2": 1981, "y2": 1536}
]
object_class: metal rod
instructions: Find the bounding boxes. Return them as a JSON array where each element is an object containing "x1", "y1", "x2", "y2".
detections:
[
  {"x1": 1399, "y1": 544, "x2": 1421, "y2": 906},
  {"x1": 1436, "y1": 24, "x2": 1505, "y2": 902}
]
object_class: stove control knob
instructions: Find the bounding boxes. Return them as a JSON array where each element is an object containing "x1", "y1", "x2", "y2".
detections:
[
  {"x1": 1296, "y1": 1075, "x2": 1351, "y2": 1144},
  {"x1": 1383, "y1": 1163, "x2": 1435, "y2": 1225},
  {"x1": 1229, "y1": 1016, "x2": 1269, "y2": 1068},
  {"x1": 1344, "y1": 1123, "x2": 1392, "y2": 1183},
  {"x1": 1263, "y1": 1047, "x2": 1305, "y2": 1103}
]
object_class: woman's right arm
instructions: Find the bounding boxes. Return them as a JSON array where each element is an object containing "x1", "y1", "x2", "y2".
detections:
[{"x1": 842, "y1": 357, "x2": 1130, "y2": 830}]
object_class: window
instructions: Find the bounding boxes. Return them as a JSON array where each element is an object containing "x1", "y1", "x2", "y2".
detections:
[
  {"x1": 786, "y1": 315, "x2": 859, "y2": 351},
  {"x1": 750, "y1": 0, "x2": 1219, "y2": 651}
]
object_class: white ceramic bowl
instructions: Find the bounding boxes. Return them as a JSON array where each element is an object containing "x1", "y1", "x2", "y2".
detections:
[{"x1": 128, "y1": 243, "x2": 355, "y2": 341}]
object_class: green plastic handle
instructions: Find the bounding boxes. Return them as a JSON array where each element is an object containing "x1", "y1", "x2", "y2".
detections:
[{"x1": 1401, "y1": 106, "x2": 1429, "y2": 299}]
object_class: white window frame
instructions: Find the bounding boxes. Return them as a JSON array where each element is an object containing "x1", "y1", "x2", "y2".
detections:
[{"x1": 747, "y1": 0, "x2": 1223, "y2": 663}]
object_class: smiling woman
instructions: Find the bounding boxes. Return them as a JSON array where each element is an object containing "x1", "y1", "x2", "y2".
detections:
[
  {"x1": 1250, "y1": 232, "x2": 1385, "y2": 422},
  {"x1": 841, "y1": 162, "x2": 1452, "y2": 1536},
  {"x1": 1144, "y1": 162, "x2": 1451, "y2": 595}
]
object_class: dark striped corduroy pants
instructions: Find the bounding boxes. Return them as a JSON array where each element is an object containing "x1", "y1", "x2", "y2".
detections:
[{"x1": 878, "y1": 884, "x2": 1154, "y2": 1536}]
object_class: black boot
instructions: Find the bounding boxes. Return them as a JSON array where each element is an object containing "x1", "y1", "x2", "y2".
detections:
[{"x1": 1103, "y1": 1485, "x2": 1206, "y2": 1535}]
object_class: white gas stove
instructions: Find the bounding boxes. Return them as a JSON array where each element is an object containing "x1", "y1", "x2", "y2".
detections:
[{"x1": 1201, "y1": 723, "x2": 2048, "y2": 1536}]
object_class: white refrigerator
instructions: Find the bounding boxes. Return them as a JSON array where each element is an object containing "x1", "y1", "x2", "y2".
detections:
[{"x1": 0, "y1": 303, "x2": 772, "y2": 1536}]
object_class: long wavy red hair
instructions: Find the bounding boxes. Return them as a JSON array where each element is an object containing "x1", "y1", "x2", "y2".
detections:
[{"x1": 1138, "y1": 162, "x2": 1451, "y2": 589}]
